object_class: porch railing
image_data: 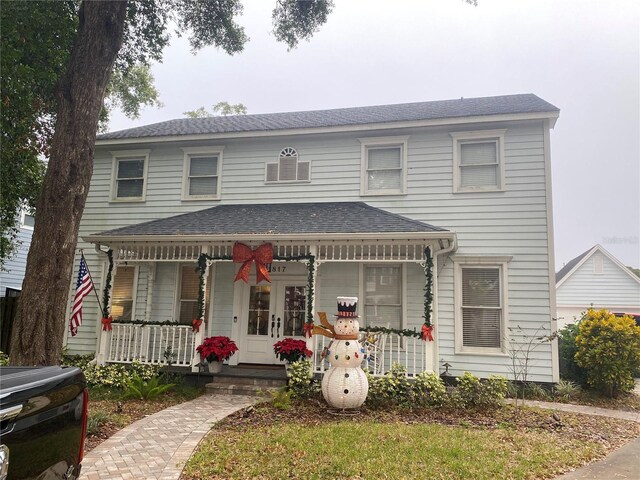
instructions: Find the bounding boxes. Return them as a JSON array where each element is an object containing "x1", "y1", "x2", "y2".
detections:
[
  {"x1": 311, "y1": 332, "x2": 429, "y2": 377},
  {"x1": 106, "y1": 323, "x2": 197, "y2": 367}
]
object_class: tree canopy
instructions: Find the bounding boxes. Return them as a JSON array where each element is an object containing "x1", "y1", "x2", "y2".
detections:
[{"x1": 184, "y1": 101, "x2": 248, "y2": 118}]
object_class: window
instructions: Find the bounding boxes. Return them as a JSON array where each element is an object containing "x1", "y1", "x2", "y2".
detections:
[
  {"x1": 363, "y1": 265, "x2": 402, "y2": 329},
  {"x1": 359, "y1": 136, "x2": 408, "y2": 195},
  {"x1": 450, "y1": 130, "x2": 506, "y2": 192},
  {"x1": 454, "y1": 256, "x2": 511, "y2": 354},
  {"x1": 111, "y1": 266, "x2": 135, "y2": 321},
  {"x1": 20, "y1": 210, "x2": 35, "y2": 229},
  {"x1": 265, "y1": 148, "x2": 310, "y2": 183},
  {"x1": 110, "y1": 150, "x2": 150, "y2": 201},
  {"x1": 182, "y1": 147, "x2": 224, "y2": 199},
  {"x1": 177, "y1": 265, "x2": 210, "y2": 324}
]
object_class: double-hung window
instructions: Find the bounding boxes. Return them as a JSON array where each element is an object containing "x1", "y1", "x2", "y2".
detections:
[
  {"x1": 454, "y1": 256, "x2": 511, "y2": 354},
  {"x1": 450, "y1": 130, "x2": 506, "y2": 192},
  {"x1": 359, "y1": 136, "x2": 408, "y2": 195},
  {"x1": 177, "y1": 265, "x2": 210, "y2": 324},
  {"x1": 111, "y1": 150, "x2": 149, "y2": 201},
  {"x1": 363, "y1": 264, "x2": 403, "y2": 330},
  {"x1": 111, "y1": 266, "x2": 136, "y2": 321},
  {"x1": 182, "y1": 147, "x2": 223, "y2": 200}
]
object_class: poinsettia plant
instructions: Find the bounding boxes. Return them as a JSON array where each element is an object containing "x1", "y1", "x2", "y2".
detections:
[
  {"x1": 273, "y1": 338, "x2": 312, "y2": 363},
  {"x1": 197, "y1": 336, "x2": 238, "y2": 363}
]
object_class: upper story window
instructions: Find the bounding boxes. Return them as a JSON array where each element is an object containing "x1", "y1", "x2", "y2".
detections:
[
  {"x1": 181, "y1": 147, "x2": 224, "y2": 200},
  {"x1": 450, "y1": 130, "x2": 506, "y2": 193},
  {"x1": 359, "y1": 136, "x2": 408, "y2": 195},
  {"x1": 110, "y1": 150, "x2": 150, "y2": 201},
  {"x1": 265, "y1": 148, "x2": 310, "y2": 183},
  {"x1": 454, "y1": 256, "x2": 511, "y2": 355},
  {"x1": 20, "y1": 210, "x2": 35, "y2": 229}
]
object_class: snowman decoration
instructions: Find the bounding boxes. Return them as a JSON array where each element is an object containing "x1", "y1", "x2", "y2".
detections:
[{"x1": 314, "y1": 297, "x2": 369, "y2": 409}]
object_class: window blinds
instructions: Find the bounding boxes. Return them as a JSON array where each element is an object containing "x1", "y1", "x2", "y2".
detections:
[
  {"x1": 460, "y1": 142, "x2": 498, "y2": 188},
  {"x1": 461, "y1": 267, "x2": 501, "y2": 348}
]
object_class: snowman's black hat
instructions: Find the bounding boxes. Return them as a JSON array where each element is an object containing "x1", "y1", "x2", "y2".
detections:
[{"x1": 335, "y1": 296, "x2": 359, "y2": 318}]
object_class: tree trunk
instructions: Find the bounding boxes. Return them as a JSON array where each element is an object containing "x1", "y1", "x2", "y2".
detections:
[{"x1": 9, "y1": 1, "x2": 128, "y2": 365}]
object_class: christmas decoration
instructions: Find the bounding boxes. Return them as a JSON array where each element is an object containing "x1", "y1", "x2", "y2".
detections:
[
  {"x1": 196, "y1": 336, "x2": 238, "y2": 362},
  {"x1": 101, "y1": 249, "x2": 114, "y2": 318},
  {"x1": 317, "y1": 298, "x2": 369, "y2": 409},
  {"x1": 101, "y1": 316, "x2": 113, "y2": 332},
  {"x1": 232, "y1": 242, "x2": 273, "y2": 283},
  {"x1": 273, "y1": 338, "x2": 312, "y2": 363},
  {"x1": 422, "y1": 246, "x2": 434, "y2": 341},
  {"x1": 192, "y1": 318, "x2": 203, "y2": 333}
]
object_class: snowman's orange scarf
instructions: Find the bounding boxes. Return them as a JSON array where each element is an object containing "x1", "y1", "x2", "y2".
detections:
[{"x1": 312, "y1": 312, "x2": 359, "y2": 340}]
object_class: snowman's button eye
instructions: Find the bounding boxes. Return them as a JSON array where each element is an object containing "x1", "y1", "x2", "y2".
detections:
[
  {"x1": 344, "y1": 389, "x2": 349, "y2": 394},
  {"x1": 345, "y1": 373, "x2": 350, "y2": 378},
  {"x1": 345, "y1": 341, "x2": 350, "y2": 346}
]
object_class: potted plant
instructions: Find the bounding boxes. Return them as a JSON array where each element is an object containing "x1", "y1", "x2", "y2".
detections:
[
  {"x1": 196, "y1": 336, "x2": 238, "y2": 373},
  {"x1": 273, "y1": 338, "x2": 313, "y2": 366}
]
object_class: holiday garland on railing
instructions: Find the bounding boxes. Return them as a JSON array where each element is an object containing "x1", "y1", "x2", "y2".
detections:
[
  {"x1": 422, "y1": 246, "x2": 434, "y2": 341},
  {"x1": 109, "y1": 319, "x2": 191, "y2": 327},
  {"x1": 101, "y1": 249, "x2": 114, "y2": 318},
  {"x1": 360, "y1": 325, "x2": 422, "y2": 338}
]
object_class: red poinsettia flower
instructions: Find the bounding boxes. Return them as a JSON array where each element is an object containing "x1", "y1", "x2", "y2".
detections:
[
  {"x1": 273, "y1": 338, "x2": 312, "y2": 363},
  {"x1": 196, "y1": 336, "x2": 239, "y2": 362}
]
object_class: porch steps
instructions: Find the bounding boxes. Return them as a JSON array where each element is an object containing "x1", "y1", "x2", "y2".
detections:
[{"x1": 205, "y1": 365, "x2": 287, "y2": 396}]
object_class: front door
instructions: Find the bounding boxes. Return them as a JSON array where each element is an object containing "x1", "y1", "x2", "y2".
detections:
[{"x1": 240, "y1": 280, "x2": 307, "y2": 364}]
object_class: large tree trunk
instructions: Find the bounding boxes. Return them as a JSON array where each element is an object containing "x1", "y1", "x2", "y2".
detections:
[{"x1": 9, "y1": 1, "x2": 128, "y2": 365}]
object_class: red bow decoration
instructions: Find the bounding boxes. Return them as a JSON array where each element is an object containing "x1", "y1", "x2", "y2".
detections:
[
  {"x1": 101, "y1": 316, "x2": 113, "y2": 332},
  {"x1": 233, "y1": 242, "x2": 273, "y2": 283},
  {"x1": 192, "y1": 318, "x2": 203, "y2": 333},
  {"x1": 421, "y1": 324, "x2": 434, "y2": 342},
  {"x1": 303, "y1": 322, "x2": 314, "y2": 338}
]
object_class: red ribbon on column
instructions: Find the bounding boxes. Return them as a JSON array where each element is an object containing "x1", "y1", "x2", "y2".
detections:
[
  {"x1": 233, "y1": 242, "x2": 273, "y2": 283},
  {"x1": 303, "y1": 322, "x2": 314, "y2": 338},
  {"x1": 101, "y1": 316, "x2": 113, "y2": 332},
  {"x1": 421, "y1": 324, "x2": 434, "y2": 342},
  {"x1": 192, "y1": 318, "x2": 203, "y2": 333}
]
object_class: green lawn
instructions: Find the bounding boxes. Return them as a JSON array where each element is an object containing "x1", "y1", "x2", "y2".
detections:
[{"x1": 183, "y1": 420, "x2": 602, "y2": 480}]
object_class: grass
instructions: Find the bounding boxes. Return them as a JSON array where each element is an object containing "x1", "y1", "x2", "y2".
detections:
[
  {"x1": 183, "y1": 421, "x2": 600, "y2": 480},
  {"x1": 182, "y1": 400, "x2": 640, "y2": 480}
]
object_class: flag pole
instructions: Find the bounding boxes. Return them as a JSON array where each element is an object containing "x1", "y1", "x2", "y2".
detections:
[{"x1": 80, "y1": 250, "x2": 104, "y2": 316}]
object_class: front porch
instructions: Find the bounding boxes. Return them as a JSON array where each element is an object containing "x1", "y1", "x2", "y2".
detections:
[{"x1": 87, "y1": 202, "x2": 457, "y2": 376}]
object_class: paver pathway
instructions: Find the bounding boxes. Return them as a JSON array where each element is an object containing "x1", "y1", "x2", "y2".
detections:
[
  {"x1": 505, "y1": 398, "x2": 640, "y2": 423},
  {"x1": 80, "y1": 394, "x2": 259, "y2": 480}
]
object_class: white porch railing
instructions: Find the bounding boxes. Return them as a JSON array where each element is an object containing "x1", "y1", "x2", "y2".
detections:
[
  {"x1": 312, "y1": 333, "x2": 430, "y2": 377},
  {"x1": 106, "y1": 323, "x2": 197, "y2": 367}
]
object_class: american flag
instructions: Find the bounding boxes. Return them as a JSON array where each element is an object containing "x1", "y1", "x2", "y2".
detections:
[{"x1": 69, "y1": 256, "x2": 93, "y2": 337}]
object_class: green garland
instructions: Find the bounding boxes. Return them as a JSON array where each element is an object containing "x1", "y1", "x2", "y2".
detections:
[
  {"x1": 101, "y1": 249, "x2": 114, "y2": 318},
  {"x1": 423, "y1": 246, "x2": 434, "y2": 327},
  {"x1": 305, "y1": 255, "x2": 315, "y2": 324},
  {"x1": 360, "y1": 325, "x2": 421, "y2": 339},
  {"x1": 109, "y1": 319, "x2": 185, "y2": 326}
]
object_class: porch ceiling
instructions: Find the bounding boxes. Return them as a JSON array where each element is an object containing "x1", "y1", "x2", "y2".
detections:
[{"x1": 85, "y1": 202, "x2": 450, "y2": 244}]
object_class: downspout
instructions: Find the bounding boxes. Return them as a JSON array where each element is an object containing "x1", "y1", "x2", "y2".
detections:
[{"x1": 431, "y1": 235, "x2": 457, "y2": 373}]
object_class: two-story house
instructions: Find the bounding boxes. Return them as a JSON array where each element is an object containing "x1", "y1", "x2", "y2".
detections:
[{"x1": 66, "y1": 93, "x2": 560, "y2": 383}]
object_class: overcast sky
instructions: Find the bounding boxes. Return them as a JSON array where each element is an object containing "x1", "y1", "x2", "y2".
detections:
[{"x1": 107, "y1": 0, "x2": 640, "y2": 270}]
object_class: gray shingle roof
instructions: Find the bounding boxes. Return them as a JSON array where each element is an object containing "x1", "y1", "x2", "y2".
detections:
[
  {"x1": 556, "y1": 246, "x2": 595, "y2": 283},
  {"x1": 98, "y1": 94, "x2": 559, "y2": 140},
  {"x1": 92, "y1": 202, "x2": 447, "y2": 237}
]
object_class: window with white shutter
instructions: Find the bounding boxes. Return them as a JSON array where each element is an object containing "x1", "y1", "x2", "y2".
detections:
[
  {"x1": 359, "y1": 136, "x2": 408, "y2": 195},
  {"x1": 111, "y1": 150, "x2": 150, "y2": 201},
  {"x1": 450, "y1": 130, "x2": 506, "y2": 192},
  {"x1": 364, "y1": 265, "x2": 402, "y2": 329},
  {"x1": 181, "y1": 147, "x2": 224, "y2": 200},
  {"x1": 454, "y1": 257, "x2": 511, "y2": 354},
  {"x1": 111, "y1": 266, "x2": 135, "y2": 321},
  {"x1": 265, "y1": 148, "x2": 310, "y2": 183}
]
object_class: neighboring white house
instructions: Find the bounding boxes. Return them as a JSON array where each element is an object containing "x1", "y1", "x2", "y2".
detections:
[
  {"x1": 0, "y1": 210, "x2": 35, "y2": 296},
  {"x1": 66, "y1": 93, "x2": 561, "y2": 383},
  {"x1": 556, "y1": 245, "x2": 640, "y2": 329}
]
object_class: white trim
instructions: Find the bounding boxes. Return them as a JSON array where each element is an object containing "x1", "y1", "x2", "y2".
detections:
[
  {"x1": 109, "y1": 149, "x2": 150, "y2": 202},
  {"x1": 95, "y1": 111, "x2": 560, "y2": 146},
  {"x1": 543, "y1": 119, "x2": 560, "y2": 382},
  {"x1": 556, "y1": 244, "x2": 640, "y2": 289},
  {"x1": 453, "y1": 256, "x2": 511, "y2": 355},
  {"x1": 359, "y1": 136, "x2": 409, "y2": 196},
  {"x1": 450, "y1": 129, "x2": 506, "y2": 193},
  {"x1": 180, "y1": 146, "x2": 224, "y2": 201}
]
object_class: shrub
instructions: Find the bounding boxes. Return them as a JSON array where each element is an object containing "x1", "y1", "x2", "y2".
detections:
[
  {"x1": 270, "y1": 387, "x2": 293, "y2": 410},
  {"x1": 87, "y1": 409, "x2": 113, "y2": 436},
  {"x1": 286, "y1": 360, "x2": 320, "y2": 399},
  {"x1": 365, "y1": 363, "x2": 412, "y2": 408},
  {"x1": 453, "y1": 372, "x2": 482, "y2": 408},
  {"x1": 412, "y1": 371, "x2": 447, "y2": 407},
  {"x1": 0, "y1": 351, "x2": 9, "y2": 366},
  {"x1": 76, "y1": 361, "x2": 160, "y2": 389},
  {"x1": 453, "y1": 372, "x2": 508, "y2": 408},
  {"x1": 557, "y1": 323, "x2": 588, "y2": 385},
  {"x1": 123, "y1": 374, "x2": 175, "y2": 400},
  {"x1": 553, "y1": 379, "x2": 581, "y2": 401},
  {"x1": 575, "y1": 309, "x2": 640, "y2": 397},
  {"x1": 482, "y1": 375, "x2": 509, "y2": 407},
  {"x1": 524, "y1": 382, "x2": 550, "y2": 400}
]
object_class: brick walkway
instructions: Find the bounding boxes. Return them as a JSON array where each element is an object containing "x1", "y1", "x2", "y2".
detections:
[{"x1": 80, "y1": 394, "x2": 259, "y2": 480}]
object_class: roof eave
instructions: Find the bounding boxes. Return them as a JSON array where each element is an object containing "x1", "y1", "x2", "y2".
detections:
[
  {"x1": 84, "y1": 231, "x2": 456, "y2": 244},
  {"x1": 95, "y1": 111, "x2": 560, "y2": 146}
]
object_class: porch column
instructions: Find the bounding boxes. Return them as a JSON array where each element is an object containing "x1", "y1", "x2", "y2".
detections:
[
  {"x1": 307, "y1": 245, "x2": 318, "y2": 352},
  {"x1": 96, "y1": 261, "x2": 116, "y2": 366},
  {"x1": 191, "y1": 249, "x2": 209, "y2": 372}
]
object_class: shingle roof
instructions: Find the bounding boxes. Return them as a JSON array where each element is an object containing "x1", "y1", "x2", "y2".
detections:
[
  {"x1": 91, "y1": 202, "x2": 447, "y2": 237},
  {"x1": 556, "y1": 246, "x2": 595, "y2": 283},
  {"x1": 98, "y1": 94, "x2": 559, "y2": 140}
]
